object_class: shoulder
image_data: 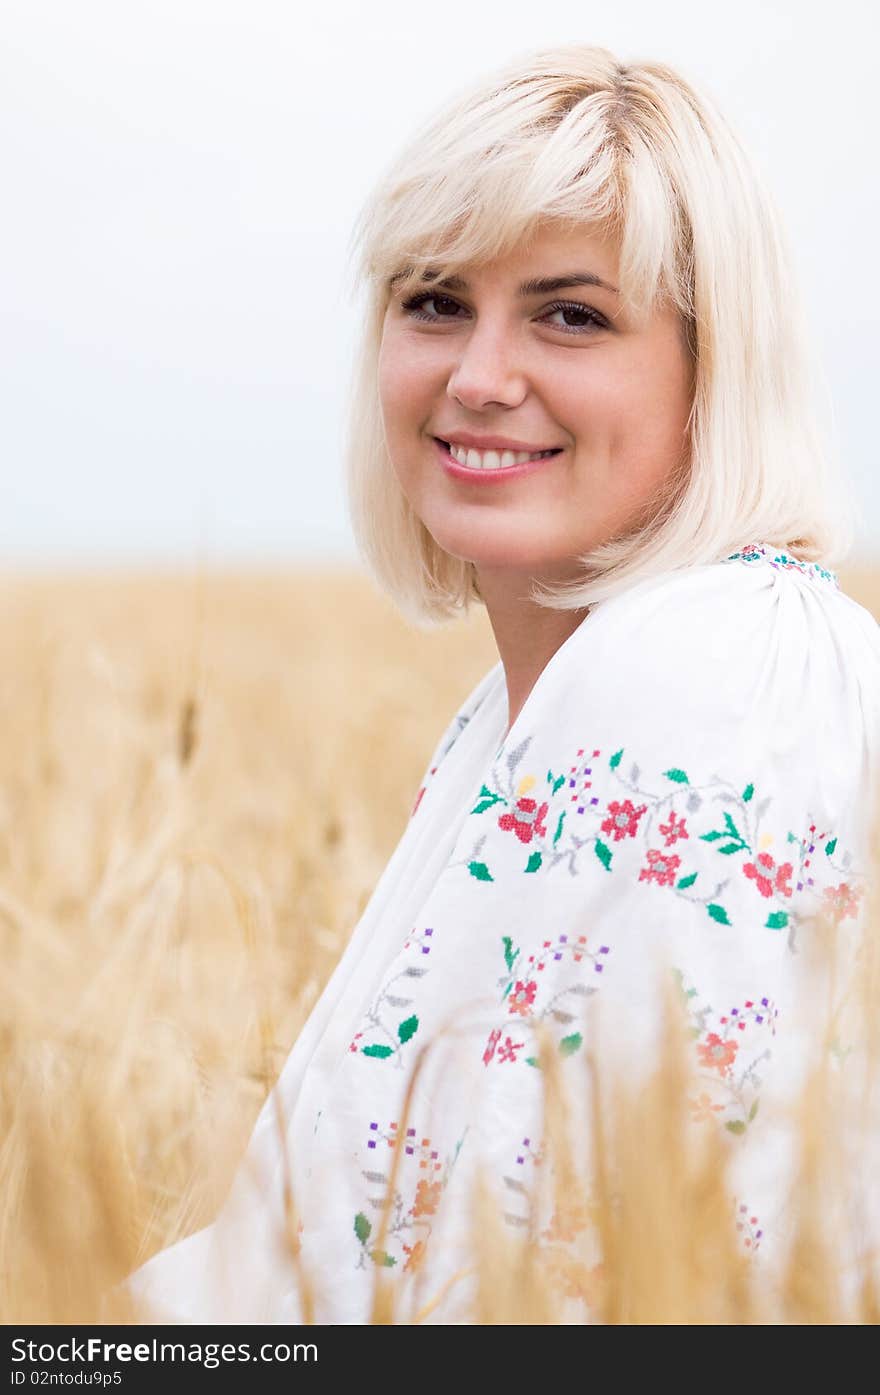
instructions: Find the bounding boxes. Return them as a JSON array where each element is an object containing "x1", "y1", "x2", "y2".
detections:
[
  {"x1": 591, "y1": 546, "x2": 880, "y2": 723},
  {"x1": 559, "y1": 546, "x2": 880, "y2": 842}
]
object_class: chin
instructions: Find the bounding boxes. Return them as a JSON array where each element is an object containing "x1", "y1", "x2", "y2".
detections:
[{"x1": 423, "y1": 510, "x2": 578, "y2": 574}]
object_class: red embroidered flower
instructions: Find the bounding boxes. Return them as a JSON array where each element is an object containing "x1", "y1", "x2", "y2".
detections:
[
  {"x1": 658, "y1": 810, "x2": 689, "y2": 846},
  {"x1": 483, "y1": 1027, "x2": 502, "y2": 1065},
  {"x1": 403, "y1": 1240, "x2": 426, "y2": 1272},
  {"x1": 689, "y1": 1092, "x2": 725, "y2": 1122},
  {"x1": 638, "y1": 849, "x2": 682, "y2": 887},
  {"x1": 823, "y1": 881, "x2": 862, "y2": 925},
  {"x1": 697, "y1": 1032, "x2": 739, "y2": 1076},
  {"x1": 742, "y1": 852, "x2": 793, "y2": 899},
  {"x1": 411, "y1": 1179, "x2": 443, "y2": 1218},
  {"x1": 508, "y1": 979, "x2": 538, "y2": 1016},
  {"x1": 498, "y1": 797, "x2": 548, "y2": 844},
  {"x1": 601, "y1": 799, "x2": 648, "y2": 842},
  {"x1": 541, "y1": 1196, "x2": 593, "y2": 1243},
  {"x1": 497, "y1": 1036, "x2": 524, "y2": 1064}
]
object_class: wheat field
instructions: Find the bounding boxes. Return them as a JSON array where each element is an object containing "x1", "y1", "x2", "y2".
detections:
[{"x1": 1, "y1": 562, "x2": 878, "y2": 1324}]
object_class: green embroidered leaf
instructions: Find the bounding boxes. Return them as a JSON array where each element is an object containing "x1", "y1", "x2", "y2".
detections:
[
  {"x1": 609, "y1": 748, "x2": 623, "y2": 769},
  {"x1": 525, "y1": 1056, "x2": 541, "y2": 1069},
  {"x1": 742, "y1": 782, "x2": 754, "y2": 802},
  {"x1": 707, "y1": 903, "x2": 731, "y2": 925},
  {"x1": 765, "y1": 911, "x2": 788, "y2": 930},
  {"x1": 700, "y1": 829, "x2": 723, "y2": 842},
  {"x1": 548, "y1": 770, "x2": 566, "y2": 795},
  {"x1": 748, "y1": 1099, "x2": 760, "y2": 1122},
  {"x1": 354, "y1": 1212, "x2": 372, "y2": 1243},
  {"x1": 525, "y1": 851, "x2": 542, "y2": 873},
  {"x1": 397, "y1": 1015, "x2": 419, "y2": 1043},
  {"x1": 559, "y1": 1032, "x2": 583, "y2": 1057},
  {"x1": 664, "y1": 768, "x2": 690, "y2": 784},
  {"x1": 370, "y1": 1249, "x2": 397, "y2": 1268},
  {"x1": 725, "y1": 1120, "x2": 747, "y2": 1136},
  {"x1": 594, "y1": 839, "x2": 612, "y2": 871},
  {"x1": 472, "y1": 786, "x2": 504, "y2": 814},
  {"x1": 502, "y1": 936, "x2": 519, "y2": 973},
  {"x1": 719, "y1": 842, "x2": 744, "y2": 855},
  {"x1": 468, "y1": 861, "x2": 493, "y2": 882},
  {"x1": 362, "y1": 1044, "x2": 394, "y2": 1059},
  {"x1": 825, "y1": 837, "x2": 837, "y2": 856},
  {"x1": 676, "y1": 872, "x2": 698, "y2": 889},
  {"x1": 553, "y1": 810, "x2": 566, "y2": 845}
]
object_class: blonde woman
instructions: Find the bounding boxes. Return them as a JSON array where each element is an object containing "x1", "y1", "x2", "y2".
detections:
[{"x1": 127, "y1": 43, "x2": 880, "y2": 1323}]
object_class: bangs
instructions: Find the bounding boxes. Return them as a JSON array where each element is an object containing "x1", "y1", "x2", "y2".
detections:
[{"x1": 353, "y1": 75, "x2": 690, "y2": 326}]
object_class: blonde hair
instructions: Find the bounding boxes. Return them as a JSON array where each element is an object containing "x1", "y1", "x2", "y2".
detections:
[{"x1": 342, "y1": 42, "x2": 857, "y2": 625}]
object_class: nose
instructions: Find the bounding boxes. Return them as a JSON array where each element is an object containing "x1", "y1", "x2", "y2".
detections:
[{"x1": 446, "y1": 316, "x2": 528, "y2": 412}]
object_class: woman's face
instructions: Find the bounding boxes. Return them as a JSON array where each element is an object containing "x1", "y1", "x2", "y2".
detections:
[{"x1": 378, "y1": 221, "x2": 694, "y2": 587}]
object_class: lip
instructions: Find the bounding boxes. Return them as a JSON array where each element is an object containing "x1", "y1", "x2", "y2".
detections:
[
  {"x1": 433, "y1": 436, "x2": 564, "y2": 483},
  {"x1": 432, "y1": 430, "x2": 564, "y2": 452}
]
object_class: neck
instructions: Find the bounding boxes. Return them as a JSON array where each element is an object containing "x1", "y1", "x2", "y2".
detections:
[{"x1": 475, "y1": 566, "x2": 590, "y2": 740}]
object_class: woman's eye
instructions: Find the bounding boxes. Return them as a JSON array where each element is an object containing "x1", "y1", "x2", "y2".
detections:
[
  {"x1": 399, "y1": 292, "x2": 608, "y2": 335},
  {"x1": 400, "y1": 292, "x2": 463, "y2": 321},
  {"x1": 541, "y1": 303, "x2": 607, "y2": 333}
]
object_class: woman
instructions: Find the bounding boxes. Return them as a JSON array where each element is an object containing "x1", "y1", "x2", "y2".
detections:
[{"x1": 126, "y1": 43, "x2": 880, "y2": 1323}]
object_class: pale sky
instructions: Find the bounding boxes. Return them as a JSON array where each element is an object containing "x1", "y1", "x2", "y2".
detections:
[{"x1": 2, "y1": 0, "x2": 877, "y2": 567}]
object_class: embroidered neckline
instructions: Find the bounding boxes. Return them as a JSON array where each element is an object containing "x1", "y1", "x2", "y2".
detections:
[{"x1": 724, "y1": 544, "x2": 839, "y2": 590}]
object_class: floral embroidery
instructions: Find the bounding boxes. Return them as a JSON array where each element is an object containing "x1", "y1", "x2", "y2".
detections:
[
  {"x1": 354, "y1": 1120, "x2": 465, "y2": 1270},
  {"x1": 502, "y1": 1136, "x2": 604, "y2": 1308},
  {"x1": 508, "y1": 979, "x2": 538, "y2": 1016},
  {"x1": 723, "y1": 543, "x2": 839, "y2": 589},
  {"x1": 481, "y1": 932, "x2": 610, "y2": 1068},
  {"x1": 453, "y1": 735, "x2": 866, "y2": 944},
  {"x1": 676, "y1": 969, "x2": 778, "y2": 1135},
  {"x1": 822, "y1": 880, "x2": 863, "y2": 925},
  {"x1": 689, "y1": 1092, "x2": 725, "y2": 1123},
  {"x1": 735, "y1": 1202, "x2": 764, "y2": 1252},
  {"x1": 349, "y1": 926, "x2": 436, "y2": 1065},
  {"x1": 498, "y1": 794, "x2": 549, "y2": 844},
  {"x1": 659, "y1": 810, "x2": 689, "y2": 846},
  {"x1": 640, "y1": 848, "x2": 683, "y2": 887},
  {"x1": 743, "y1": 851, "x2": 794, "y2": 900},
  {"x1": 602, "y1": 798, "x2": 648, "y2": 842},
  {"x1": 697, "y1": 1032, "x2": 739, "y2": 1075}
]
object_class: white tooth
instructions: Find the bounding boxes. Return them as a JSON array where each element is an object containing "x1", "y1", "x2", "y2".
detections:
[
  {"x1": 500, "y1": 450, "x2": 515, "y2": 468},
  {"x1": 483, "y1": 450, "x2": 501, "y2": 470},
  {"x1": 466, "y1": 449, "x2": 483, "y2": 470},
  {"x1": 452, "y1": 445, "x2": 467, "y2": 464},
  {"x1": 514, "y1": 451, "x2": 531, "y2": 465}
]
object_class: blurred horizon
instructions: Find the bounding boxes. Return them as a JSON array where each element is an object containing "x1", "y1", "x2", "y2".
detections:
[{"x1": 2, "y1": 1, "x2": 878, "y2": 568}]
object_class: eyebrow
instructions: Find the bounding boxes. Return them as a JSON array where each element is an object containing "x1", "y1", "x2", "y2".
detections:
[{"x1": 390, "y1": 268, "x2": 620, "y2": 297}]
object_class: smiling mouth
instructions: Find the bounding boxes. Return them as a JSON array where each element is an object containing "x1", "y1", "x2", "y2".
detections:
[{"x1": 435, "y1": 438, "x2": 564, "y2": 470}]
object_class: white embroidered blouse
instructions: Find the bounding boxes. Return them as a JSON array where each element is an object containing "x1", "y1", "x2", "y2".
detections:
[{"x1": 127, "y1": 545, "x2": 880, "y2": 1323}]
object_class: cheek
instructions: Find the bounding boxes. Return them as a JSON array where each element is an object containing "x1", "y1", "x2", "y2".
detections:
[
  {"x1": 378, "y1": 333, "x2": 435, "y2": 435},
  {"x1": 594, "y1": 346, "x2": 692, "y2": 462}
]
